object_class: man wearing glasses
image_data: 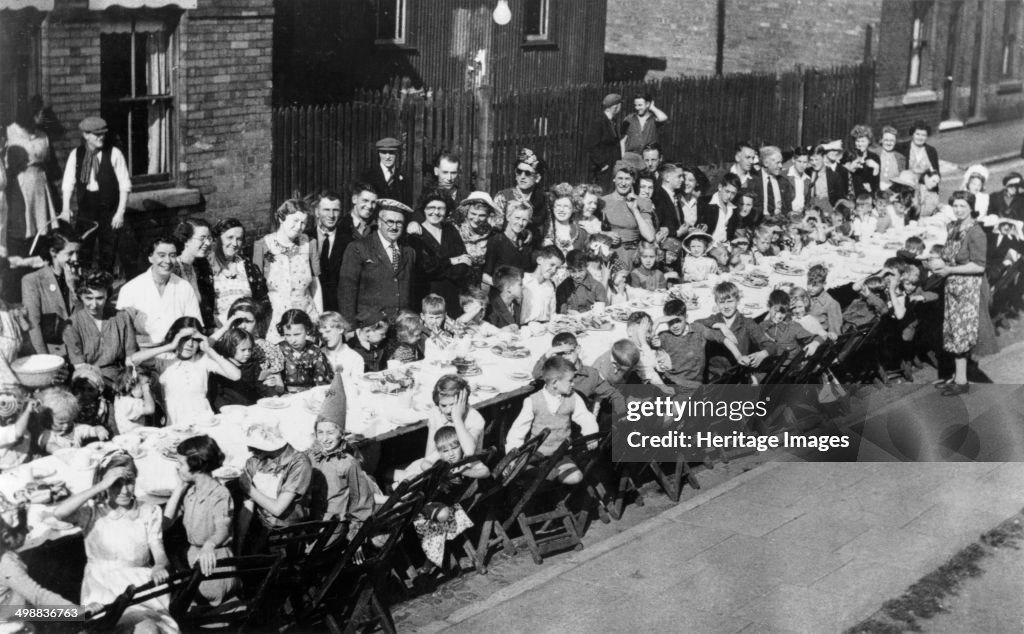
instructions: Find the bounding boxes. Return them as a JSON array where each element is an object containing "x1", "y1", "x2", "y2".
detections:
[
  {"x1": 61, "y1": 116, "x2": 134, "y2": 277},
  {"x1": 493, "y1": 147, "x2": 548, "y2": 244},
  {"x1": 337, "y1": 199, "x2": 416, "y2": 325},
  {"x1": 360, "y1": 137, "x2": 409, "y2": 205}
]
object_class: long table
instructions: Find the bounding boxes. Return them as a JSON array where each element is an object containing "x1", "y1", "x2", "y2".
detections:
[{"x1": 1, "y1": 223, "x2": 943, "y2": 550}]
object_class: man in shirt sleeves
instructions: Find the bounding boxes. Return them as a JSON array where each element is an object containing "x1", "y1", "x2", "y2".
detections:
[
  {"x1": 116, "y1": 236, "x2": 202, "y2": 346},
  {"x1": 337, "y1": 199, "x2": 416, "y2": 325},
  {"x1": 61, "y1": 116, "x2": 137, "y2": 278}
]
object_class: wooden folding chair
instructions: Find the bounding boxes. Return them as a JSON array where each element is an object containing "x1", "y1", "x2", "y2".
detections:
[
  {"x1": 562, "y1": 430, "x2": 614, "y2": 529},
  {"x1": 492, "y1": 439, "x2": 586, "y2": 565},
  {"x1": 171, "y1": 553, "x2": 286, "y2": 632},
  {"x1": 82, "y1": 568, "x2": 193, "y2": 632},
  {"x1": 80, "y1": 585, "x2": 137, "y2": 632},
  {"x1": 459, "y1": 430, "x2": 549, "y2": 574},
  {"x1": 266, "y1": 518, "x2": 342, "y2": 609},
  {"x1": 287, "y1": 485, "x2": 427, "y2": 634}
]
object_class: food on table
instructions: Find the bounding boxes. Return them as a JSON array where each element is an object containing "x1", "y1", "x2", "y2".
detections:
[
  {"x1": 490, "y1": 344, "x2": 531, "y2": 359},
  {"x1": 365, "y1": 368, "x2": 416, "y2": 393},
  {"x1": 473, "y1": 383, "x2": 499, "y2": 394},
  {"x1": 772, "y1": 262, "x2": 806, "y2": 276},
  {"x1": 510, "y1": 371, "x2": 533, "y2": 381},
  {"x1": 667, "y1": 286, "x2": 700, "y2": 310},
  {"x1": 23, "y1": 481, "x2": 70, "y2": 505},
  {"x1": 580, "y1": 314, "x2": 614, "y2": 331},
  {"x1": 606, "y1": 306, "x2": 633, "y2": 322},
  {"x1": 733, "y1": 272, "x2": 769, "y2": 288},
  {"x1": 257, "y1": 396, "x2": 289, "y2": 409},
  {"x1": 40, "y1": 514, "x2": 75, "y2": 531},
  {"x1": 30, "y1": 464, "x2": 56, "y2": 479}
]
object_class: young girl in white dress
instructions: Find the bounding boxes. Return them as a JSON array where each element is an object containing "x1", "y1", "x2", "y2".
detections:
[
  {"x1": 130, "y1": 317, "x2": 241, "y2": 427},
  {"x1": 52, "y1": 451, "x2": 178, "y2": 632}
]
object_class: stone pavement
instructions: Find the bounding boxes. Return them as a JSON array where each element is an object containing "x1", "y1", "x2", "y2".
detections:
[
  {"x1": 425, "y1": 460, "x2": 1024, "y2": 633},
  {"x1": 930, "y1": 117, "x2": 1023, "y2": 169}
]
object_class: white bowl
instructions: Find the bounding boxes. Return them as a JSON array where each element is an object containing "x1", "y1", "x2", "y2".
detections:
[{"x1": 11, "y1": 355, "x2": 64, "y2": 388}]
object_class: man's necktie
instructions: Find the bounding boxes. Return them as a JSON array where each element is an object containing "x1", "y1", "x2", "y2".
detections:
[
  {"x1": 320, "y1": 234, "x2": 330, "y2": 273},
  {"x1": 390, "y1": 243, "x2": 400, "y2": 274},
  {"x1": 766, "y1": 177, "x2": 776, "y2": 216}
]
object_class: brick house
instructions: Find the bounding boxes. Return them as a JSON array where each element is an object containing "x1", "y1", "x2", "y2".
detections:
[
  {"x1": 606, "y1": 0, "x2": 1024, "y2": 133},
  {"x1": 0, "y1": 0, "x2": 275, "y2": 260}
]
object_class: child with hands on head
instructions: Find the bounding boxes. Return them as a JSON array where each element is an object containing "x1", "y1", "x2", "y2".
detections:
[{"x1": 112, "y1": 369, "x2": 155, "y2": 434}]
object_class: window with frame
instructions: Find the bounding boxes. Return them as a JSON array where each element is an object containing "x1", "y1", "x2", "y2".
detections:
[
  {"x1": 1002, "y1": 0, "x2": 1021, "y2": 77},
  {"x1": 0, "y1": 14, "x2": 41, "y2": 128},
  {"x1": 376, "y1": 0, "x2": 407, "y2": 44},
  {"x1": 100, "y1": 19, "x2": 175, "y2": 186},
  {"x1": 524, "y1": 0, "x2": 551, "y2": 41},
  {"x1": 907, "y1": 1, "x2": 933, "y2": 87}
]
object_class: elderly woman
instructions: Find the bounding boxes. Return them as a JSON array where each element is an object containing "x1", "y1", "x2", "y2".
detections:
[
  {"x1": 253, "y1": 199, "x2": 320, "y2": 343},
  {"x1": 409, "y1": 193, "x2": 476, "y2": 316},
  {"x1": 210, "y1": 218, "x2": 268, "y2": 326},
  {"x1": 600, "y1": 163, "x2": 655, "y2": 268},
  {"x1": 544, "y1": 182, "x2": 589, "y2": 256},
  {"x1": 847, "y1": 124, "x2": 881, "y2": 196},
  {"x1": 931, "y1": 191, "x2": 997, "y2": 396},
  {"x1": 62, "y1": 269, "x2": 138, "y2": 389},
  {"x1": 484, "y1": 200, "x2": 534, "y2": 283},
  {"x1": 172, "y1": 218, "x2": 216, "y2": 330},
  {"x1": 21, "y1": 231, "x2": 80, "y2": 354}
]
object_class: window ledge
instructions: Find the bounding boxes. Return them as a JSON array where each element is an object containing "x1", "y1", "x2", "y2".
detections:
[
  {"x1": 997, "y1": 80, "x2": 1023, "y2": 95},
  {"x1": 374, "y1": 40, "x2": 417, "y2": 52},
  {"x1": 901, "y1": 90, "x2": 939, "y2": 106},
  {"x1": 127, "y1": 187, "x2": 201, "y2": 212},
  {"x1": 522, "y1": 39, "x2": 557, "y2": 50}
]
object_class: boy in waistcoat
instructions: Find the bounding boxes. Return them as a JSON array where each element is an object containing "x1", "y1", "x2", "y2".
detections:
[{"x1": 505, "y1": 356, "x2": 598, "y2": 484}]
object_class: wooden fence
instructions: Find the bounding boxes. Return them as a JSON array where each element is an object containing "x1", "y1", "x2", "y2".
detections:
[{"x1": 272, "y1": 63, "x2": 873, "y2": 206}]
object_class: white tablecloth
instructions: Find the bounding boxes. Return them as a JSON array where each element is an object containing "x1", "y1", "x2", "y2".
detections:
[{"x1": 2, "y1": 223, "x2": 942, "y2": 549}]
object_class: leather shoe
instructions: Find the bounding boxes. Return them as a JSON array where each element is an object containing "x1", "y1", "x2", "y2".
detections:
[
  {"x1": 933, "y1": 377, "x2": 954, "y2": 389},
  {"x1": 941, "y1": 382, "x2": 970, "y2": 397}
]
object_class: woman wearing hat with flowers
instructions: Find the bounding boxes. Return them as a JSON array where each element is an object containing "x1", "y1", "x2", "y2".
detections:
[{"x1": 494, "y1": 148, "x2": 549, "y2": 242}]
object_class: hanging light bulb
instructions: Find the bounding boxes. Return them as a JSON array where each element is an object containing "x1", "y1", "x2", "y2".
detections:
[{"x1": 493, "y1": 0, "x2": 512, "y2": 25}]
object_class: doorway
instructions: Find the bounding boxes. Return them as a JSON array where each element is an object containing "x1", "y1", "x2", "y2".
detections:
[{"x1": 940, "y1": 1, "x2": 965, "y2": 129}]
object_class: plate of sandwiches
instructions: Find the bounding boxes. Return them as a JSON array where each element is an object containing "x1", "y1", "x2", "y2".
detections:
[{"x1": 772, "y1": 262, "x2": 806, "y2": 276}]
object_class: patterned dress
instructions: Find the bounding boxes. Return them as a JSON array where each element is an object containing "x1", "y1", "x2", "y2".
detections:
[
  {"x1": 942, "y1": 220, "x2": 992, "y2": 355},
  {"x1": 278, "y1": 342, "x2": 332, "y2": 392},
  {"x1": 258, "y1": 234, "x2": 319, "y2": 343}
]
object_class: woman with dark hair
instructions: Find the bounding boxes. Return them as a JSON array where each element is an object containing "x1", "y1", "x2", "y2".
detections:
[
  {"x1": 408, "y1": 193, "x2": 476, "y2": 315},
  {"x1": 210, "y1": 218, "x2": 268, "y2": 326},
  {"x1": 211, "y1": 297, "x2": 284, "y2": 395},
  {"x1": 5, "y1": 97, "x2": 58, "y2": 256},
  {"x1": 931, "y1": 191, "x2": 997, "y2": 396},
  {"x1": 52, "y1": 450, "x2": 177, "y2": 631},
  {"x1": 130, "y1": 316, "x2": 240, "y2": 426},
  {"x1": 63, "y1": 269, "x2": 138, "y2": 388},
  {"x1": 601, "y1": 163, "x2": 656, "y2": 268},
  {"x1": 21, "y1": 230, "x2": 80, "y2": 354},
  {"x1": 252, "y1": 199, "x2": 320, "y2": 343},
  {"x1": 164, "y1": 435, "x2": 238, "y2": 606},
  {"x1": 173, "y1": 218, "x2": 216, "y2": 329},
  {"x1": 846, "y1": 124, "x2": 881, "y2": 196}
]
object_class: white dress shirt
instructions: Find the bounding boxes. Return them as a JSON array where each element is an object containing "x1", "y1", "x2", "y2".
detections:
[
  {"x1": 116, "y1": 270, "x2": 202, "y2": 345},
  {"x1": 521, "y1": 274, "x2": 556, "y2": 324},
  {"x1": 62, "y1": 147, "x2": 132, "y2": 196},
  {"x1": 505, "y1": 388, "x2": 598, "y2": 451},
  {"x1": 709, "y1": 193, "x2": 734, "y2": 244}
]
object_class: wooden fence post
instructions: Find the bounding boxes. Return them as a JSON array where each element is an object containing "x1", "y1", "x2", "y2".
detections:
[{"x1": 475, "y1": 84, "x2": 494, "y2": 194}]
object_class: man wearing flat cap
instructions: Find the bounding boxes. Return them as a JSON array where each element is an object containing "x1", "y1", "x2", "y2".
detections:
[
  {"x1": 989, "y1": 172, "x2": 1024, "y2": 222},
  {"x1": 493, "y1": 147, "x2": 549, "y2": 244},
  {"x1": 337, "y1": 199, "x2": 416, "y2": 325},
  {"x1": 61, "y1": 116, "x2": 136, "y2": 277},
  {"x1": 360, "y1": 137, "x2": 409, "y2": 205},
  {"x1": 586, "y1": 93, "x2": 623, "y2": 191}
]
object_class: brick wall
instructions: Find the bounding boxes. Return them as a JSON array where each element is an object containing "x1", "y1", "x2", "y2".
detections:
[
  {"x1": 40, "y1": 0, "x2": 274, "y2": 251},
  {"x1": 605, "y1": 0, "x2": 879, "y2": 79}
]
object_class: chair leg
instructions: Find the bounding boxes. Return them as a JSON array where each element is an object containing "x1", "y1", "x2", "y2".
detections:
[
  {"x1": 371, "y1": 589, "x2": 397, "y2": 634},
  {"x1": 677, "y1": 458, "x2": 701, "y2": 492},
  {"x1": 516, "y1": 514, "x2": 544, "y2": 564}
]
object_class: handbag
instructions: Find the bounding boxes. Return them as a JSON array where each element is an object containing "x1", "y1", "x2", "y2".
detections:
[{"x1": 817, "y1": 369, "x2": 847, "y2": 404}]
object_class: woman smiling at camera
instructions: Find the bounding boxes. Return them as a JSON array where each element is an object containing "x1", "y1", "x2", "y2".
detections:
[
  {"x1": 210, "y1": 218, "x2": 269, "y2": 327},
  {"x1": 62, "y1": 269, "x2": 138, "y2": 390}
]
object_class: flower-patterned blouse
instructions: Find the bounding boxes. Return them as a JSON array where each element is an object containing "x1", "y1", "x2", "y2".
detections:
[{"x1": 278, "y1": 342, "x2": 332, "y2": 392}]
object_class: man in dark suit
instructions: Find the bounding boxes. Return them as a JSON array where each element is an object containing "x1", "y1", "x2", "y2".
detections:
[
  {"x1": 749, "y1": 145, "x2": 794, "y2": 220},
  {"x1": 988, "y1": 172, "x2": 1024, "y2": 222},
  {"x1": 335, "y1": 182, "x2": 378, "y2": 259},
  {"x1": 894, "y1": 120, "x2": 940, "y2": 175},
  {"x1": 359, "y1": 137, "x2": 409, "y2": 205},
  {"x1": 696, "y1": 173, "x2": 741, "y2": 242},
  {"x1": 308, "y1": 191, "x2": 345, "y2": 313},
  {"x1": 985, "y1": 219, "x2": 1024, "y2": 283},
  {"x1": 807, "y1": 145, "x2": 846, "y2": 209},
  {"x1": 652, "y1": 162, "x2": 686, "y2": 239},
  {"x1": 337, "y1": 199, "x2": 416, "y2": 325},
  {"x1": 585, "y1": 93, "x2": 622, "y2": 192}
]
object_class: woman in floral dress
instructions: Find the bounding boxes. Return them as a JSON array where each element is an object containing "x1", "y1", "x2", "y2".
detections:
[
  {"x1": 931, "y1": 191, "x2": 997, "y2": 396},
  {"x1": 253, "y1": 199, "x2": 320, "y2": 343}
]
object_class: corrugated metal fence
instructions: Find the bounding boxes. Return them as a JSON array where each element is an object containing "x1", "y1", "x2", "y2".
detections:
[{"x1": 272, "y1": 63, "x2": 874, "y2": 206}]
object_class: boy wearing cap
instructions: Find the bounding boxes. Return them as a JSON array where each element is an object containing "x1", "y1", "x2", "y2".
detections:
[
  {"x1": 360, "y1": 137, "x2": 408, "y2": 205},
  {"x1": 989, "y1": 172, "x2": 1024, "y2": 221},
  {"x1": 239, "y1": 421, "x2": 312, "y2": 547},
  {"x1": 586, "y1": 93, "x2": 623, "y2": 190},
  {"x1": 557, "y1": 250, "x2": 607, "y2": 313},
  {"x1": 61, "y1": 116, "x2": 135, "y2": 277}
]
